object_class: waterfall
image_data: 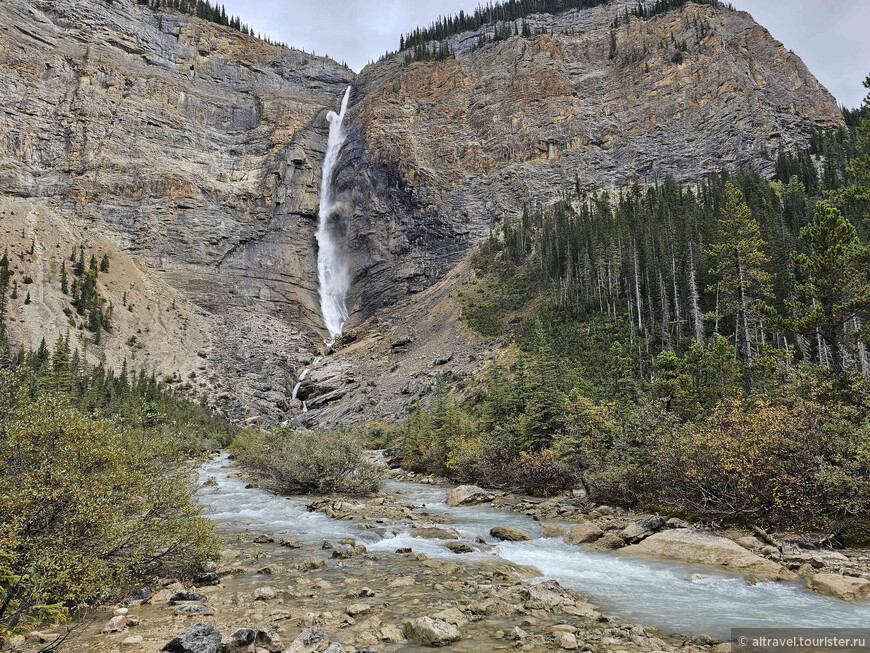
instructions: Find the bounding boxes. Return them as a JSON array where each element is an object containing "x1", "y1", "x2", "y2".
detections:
[
  {"x1": 292, "y1": 382, "x2": 302, "y2": 401},
  {"x1": 316, "y1": 86, "x2": 352, "y2": 345}
]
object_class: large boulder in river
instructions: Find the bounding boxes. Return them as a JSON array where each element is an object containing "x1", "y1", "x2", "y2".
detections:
[
  {"x1": 161, "y1": 623, "x2": 221, "y2": 653},
  {"x1": 446, "y1": 485, "x2": 494, "y2": 506},
  {"x1": 563, "y1": 521, "x2": 603, "y2": 545},
  {"x1": 807, "y1": 573, "x2": 870, "y2": 601},
  {"x1": 490, "y1": 526, "x2": 534, "y2": 542},
  {"x1": 619, "y1": 516, "x2": 665, "y2": 543},
  {"x1": 411, "y1": 527, "x2": 459, "y2": 540},
  {"x1": 620, "y1": 529, "x2": 797, "y2": 581},
  {"x1": 403, "y1": 617, "x2": 461, "y2": 646}
]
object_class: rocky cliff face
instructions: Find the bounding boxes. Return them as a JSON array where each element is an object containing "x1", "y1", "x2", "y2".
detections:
[
  {"x1": 1, "y1": 0, "x2": 353, "y2": 418},
  {"x1": 0, "y1": 0, "x2": 843, "y2": 425}
]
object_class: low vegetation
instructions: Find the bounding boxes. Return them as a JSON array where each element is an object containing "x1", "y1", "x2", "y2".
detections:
[
  {"x1": 231, "y1": 427, "x2": 382, "y2": 496},
  {"x1": 0, "y1": 336, "x2": 233, "y2": 641}
]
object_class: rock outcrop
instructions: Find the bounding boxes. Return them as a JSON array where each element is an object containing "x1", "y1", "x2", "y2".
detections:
[
  {"x1": 620, "y1": 529, "x2": 798, "y2": 581},
  {"x1": 0, "y1": 0, "x2": 843, "y2": 423}
]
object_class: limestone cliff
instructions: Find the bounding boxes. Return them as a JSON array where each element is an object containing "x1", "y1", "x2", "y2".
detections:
[{"x1": 0, "y1": 0, "x2": 843, "y2": 425}]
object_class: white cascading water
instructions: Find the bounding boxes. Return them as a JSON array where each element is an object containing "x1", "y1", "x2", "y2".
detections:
[{"x1": 316, "y1": 86, "x2": 352, "y2": 345}]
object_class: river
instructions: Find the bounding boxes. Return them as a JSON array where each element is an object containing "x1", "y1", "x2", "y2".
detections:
[{"x1": 197, "y1": 455, "x2": 870, "y2": 641}]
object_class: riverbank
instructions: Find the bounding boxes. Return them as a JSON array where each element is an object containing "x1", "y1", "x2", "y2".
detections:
[{"x1": 14, "y1": 453, "x2": 870, "y2": 652}]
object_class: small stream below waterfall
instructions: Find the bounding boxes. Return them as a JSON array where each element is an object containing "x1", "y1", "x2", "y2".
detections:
[{"x1": 198, "y1": 456, "x2": 870, "y2": 641}]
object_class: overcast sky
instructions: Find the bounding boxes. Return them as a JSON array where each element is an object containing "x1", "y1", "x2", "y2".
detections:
[{"x1": 220, "y1": 0, "x2": 869, "y2": 108}]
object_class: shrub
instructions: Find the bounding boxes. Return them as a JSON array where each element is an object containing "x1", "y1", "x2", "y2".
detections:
[
  {"x1": 0, "y1": 374, "x2": 218, "y2": 640},
  {"x1": 231, "y1": 427, "x2": 381, "y2": 495}
]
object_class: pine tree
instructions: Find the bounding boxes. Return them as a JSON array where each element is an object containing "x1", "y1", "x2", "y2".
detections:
[
  {"x1": 762, "y1": 201, "x2": 870, "y2": 374},
  {"x1": 707, "y1": 183, "x2": 771, "y2": 394}
]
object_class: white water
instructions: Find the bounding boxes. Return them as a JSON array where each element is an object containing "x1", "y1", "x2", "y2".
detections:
[
  {"x1": 299, "y1": 368, "x2": 310, "y2": 382},
  {"x1": 316, "y1": 87, "x2": 352, "y2": 344},
  {"x1": 198, "y1": 457, "x2": 870, "y2": 641},
  {"x1": 291, "y1": 382, "x2": 302, "y2": 401}
]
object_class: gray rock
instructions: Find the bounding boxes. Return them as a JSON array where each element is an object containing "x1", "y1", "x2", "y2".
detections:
[
  {"x1": 175, "y1": 605, "x2": 215, "y2": 616},
  {"x1": 169, "y1": 591, "x2": 209, "y2": 605},
  {"x1": 446, "y1": 485, "x2": 494, "y2": 506},
  {"x1": 192, "y1": 572, "x2": 220, "y2": 586},
  {"x1": 161, "y1": 623, "x2": 222, "y2": 653},
  {"x1": 224, "y1": 629, "x2": 255, "y2": 649},
  {"x1": 286, "y1": 627, "x2": 329, "y2": 653},
  {"x1": 403, "y1": 617, "x2": 461, "y2": 647},
  {"x1": 490, "y1": 526, "x2": 533, "y2": 542},
  {"x1": 126, "y1": 586, "x2": 154, "y2": 603}
]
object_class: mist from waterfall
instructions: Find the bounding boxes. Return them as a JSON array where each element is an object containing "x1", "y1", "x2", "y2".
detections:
[{"x1": 316, "y1": 86, "x2": 352, "y2": 345}]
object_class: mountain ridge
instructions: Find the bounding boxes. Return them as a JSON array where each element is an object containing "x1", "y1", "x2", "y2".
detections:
[{"x1": 0, "y1": 0, "x2": 844, "y2": 425}]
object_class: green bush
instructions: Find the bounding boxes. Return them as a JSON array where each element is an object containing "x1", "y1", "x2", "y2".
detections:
[
  {"x1": 231, "y1": 427, "x2": 381, "y2": 495},
  {"x1": 0, "y1": 371, "x2": 219, "y2": 641}
]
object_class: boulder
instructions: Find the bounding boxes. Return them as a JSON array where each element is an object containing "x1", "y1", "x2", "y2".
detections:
[
  {"x1": 253, "y1": 535, "x2": 275, "y2": 544},
  {"x1": 255, "y1": 630, "x2": 284, "y2": 652},
  {"x1": 161, "y1": 623, "x2": 222, "y2": 653},
  {"x1": 589, "y1": 533, "x2": 626, "y2": 551},
  {"x1": 287, "y1": 627, "x2": 329, "y2": 653},
  {"x1": 444, "y1": 542, "x2": 474, "y2": 554},
  {"x1": 302, "y1": 557, "x2": 327, "y2": 570},
  {"x1": 540, "y1": 523, "x2": 568, "y2": 538},
  {"x1": 807, "y1": 573, "x2": 870, "y2": 601},
  {"x1": 281, "y1": 536, "x2": 302, "y2": 548},
  {"x1": 102, "y1": 615, "x2": 127, "y2": 633},
  {"x1": 224, "y1": 629, "x2": 255, "y2": 649},
  {"x1": 192, "y1": 572, "x2": 220, "y2": 587},
  {"x1": 620, "y1": 529, "x2": 798, "y2": 581},
  {"x1": 446, "y1": 485, "x2": 494, "y2": 506},
  {"x1": 411, "y1": 527, "x2": 459, "y2": 540},
  {"x1": 126, "y1": 586, "x2": 154, "y2": 603},
  {"x1": 169, "y1": 591, "x2": 208, "y2": 605},
  {"x1": 619, "y1": 516, "x2": 665, "y2": 543},
  {"x1": 403, "y1": 617, "x2": 461, "y2": 647},
  {"x1": 555, "y1": 631, "x2": 578, "y2": 649},
  {"x1": 490, "y1": 526, "x2": 533, "y2": 542},
  {"x1": 563, "y1": 521, "x2": 604, "y2": 545}
]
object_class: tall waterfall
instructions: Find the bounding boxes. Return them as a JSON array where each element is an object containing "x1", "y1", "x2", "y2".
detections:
[{"x1": 316, "y1": 86, "x2": 352, "y2": 345}]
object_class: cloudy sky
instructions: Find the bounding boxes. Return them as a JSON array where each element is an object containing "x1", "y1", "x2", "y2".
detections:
[{"x1": 220, "y1": 0, "x2": 869, "y2": 109}]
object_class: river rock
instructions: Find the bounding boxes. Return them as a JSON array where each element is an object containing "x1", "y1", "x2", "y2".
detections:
[
  {"x1": 256, "y1": 630, "x2": 285, "y2": 652},
  {"x1": 446, "y1": 485, "x2": 494, "y2": 506},
  {"x1": 126, "y1": 586, "x2": 154, "y2": 603},
  {"x1": 302, "y1": 557, "x2": 327, "y2": 570},
  {"x1": 555, "y1": 631, "x2": 578, "y2": 649},
  {"x1": 807, "y1": 574, "x2": 870, "y2": 601},
  {"x1": 253, "y1": 586, "x2": 277, "y2": 601},
  {"x1": 621, "y1": 529, "x2": 798, "y2": 580},
  {"x1": 490, "y1": 526, "x2": 533, "y2": 542},
  {"x1": 175, "y1": 605, "x2": 215, "y2": 616},
  {"x1": 666, "y1": 518, "x2": 692, "y2": 529},
  {"x1": 281, "y1": 537, "x2": 302, "y2": 548},
  {"x1": 540, "y1": 523, "x2": 568, "y2": 538},
  {"x1": 103, "y1": 615, "x2": 127, "y2": 633},
  {"x1": 444, "y1": 542, "x2": 474, "y2": 554},
  {"x1": 170, "y1": 591, "x2": 209, "y2": 605},
  {"x1": 253, "y1": 535, "x2": 275, "y2": 544},
  {"x1": 287, "y1": 626, "x2": 329, "y2": 653},
  {"x1": 589, "y1": 533, "x2": 626, "y2": 551},
  {"x1": 225, "y1": 629, "x2": 256, "y2": 649},
  {"x1": 192, "y1": 572, "x2": 220, "y2": 586},
  {"x1": 403, "y1": 617, "x2": 461, "y2": 646},
  {"x1": 619, "y1": 516, "x2": 665, "y2": 543},
  {"x1": 161, "y1": 623, "x2": 222, "y2": 653},
  {"x1": 563, "y1": 521, "x2": 603, "y2": 545},
  {"x1": 411, "y1": 527, "x2": 459, "y2": 540}
]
